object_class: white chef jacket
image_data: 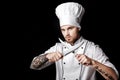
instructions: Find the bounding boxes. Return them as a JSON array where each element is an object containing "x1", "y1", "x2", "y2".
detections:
[{"x1": 37, "y1": 36, "x2": 119, "y2": 80}]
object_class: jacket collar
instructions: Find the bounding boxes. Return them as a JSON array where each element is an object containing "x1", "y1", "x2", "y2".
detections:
[{"x1": 59, "y1": 36, "x2": 84, "y2": 48}]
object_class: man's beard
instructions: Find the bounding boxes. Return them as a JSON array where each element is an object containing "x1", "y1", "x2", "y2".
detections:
[
  {"x1": 65, "y1": 36, "x2": 74, "y2": 44},
  {"x1": 65, "y1": 35, "x2": 80, "y2": 45}
]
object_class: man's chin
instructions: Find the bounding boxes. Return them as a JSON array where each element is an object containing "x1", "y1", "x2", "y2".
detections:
[{"x1": 66, "y1": 40, "x2": 73, "y2": 43}]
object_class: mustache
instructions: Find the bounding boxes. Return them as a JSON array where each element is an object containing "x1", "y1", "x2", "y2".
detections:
[{"x1": 65, "y1": 35, "x2": 71, "y2": 38}]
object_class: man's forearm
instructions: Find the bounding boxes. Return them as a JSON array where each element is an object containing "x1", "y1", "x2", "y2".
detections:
[
  {"x1": 30, "y1": 54, "x2": 52, "y2": 70},
  {"x1": 91, "y1": 60, "x2": 118, "y2": 80}
]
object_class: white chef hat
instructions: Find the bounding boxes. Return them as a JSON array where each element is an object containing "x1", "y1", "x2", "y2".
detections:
[{"x1": 55, "y1": 2, "x2": 85, "y2": 29}]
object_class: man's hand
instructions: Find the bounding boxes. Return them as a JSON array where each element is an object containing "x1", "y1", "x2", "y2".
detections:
[
  {"x1": 75, "y1": 54, "x2": 92, "y2": 66},
  {"x1": 46, "y1": 51, "x2": 63, "y2": 62}
]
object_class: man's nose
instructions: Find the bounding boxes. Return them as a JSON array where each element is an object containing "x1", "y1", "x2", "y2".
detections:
[{"x1": 65, "y1": 30, "x2": 69, "y2": 36}]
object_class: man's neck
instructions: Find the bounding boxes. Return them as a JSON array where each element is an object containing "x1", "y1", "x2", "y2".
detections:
[{"x1": 70, "y1": 35, "x2": 81, "y2": 46}]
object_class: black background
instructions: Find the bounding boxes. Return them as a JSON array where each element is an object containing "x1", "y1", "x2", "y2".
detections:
[{"x1": 24, "y1": 0, "x2": 120, "y2": 80}]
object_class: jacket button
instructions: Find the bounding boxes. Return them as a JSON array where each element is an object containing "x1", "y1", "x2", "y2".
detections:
[
  {"x1": 81, "y1": 47, "x2": 83, "y2": 49},
  {"x1": 63, "y1": 78, "x2": 65, "y2": 80},
  {"x1": 63, "y1": 62, "x2": 66, "y2": 64},
  {"x1": 64, "y1": 47, "x2": 66, "y2": 49},
  {"x1": 76, "y1": 79, "x2": 78, "y2": 80},
  {"x1": 72, "y1": 51, "x2": 75, "y2": 53}
]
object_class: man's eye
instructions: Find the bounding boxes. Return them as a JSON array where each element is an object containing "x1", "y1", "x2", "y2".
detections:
[
  {"x1": 61, "y1": 29, "x2": 65, "y2": 31},
  {"x1": 69, "y1": 27, "x2": 73, "y2": 30}
]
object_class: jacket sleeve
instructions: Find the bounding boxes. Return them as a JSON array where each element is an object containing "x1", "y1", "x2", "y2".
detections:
[
  {"x1": 30, "y1": 43, "x2": 59, "y2": 70},
  {"x1": 92, "y1": 44, "x2": 119, "y2": 77}
]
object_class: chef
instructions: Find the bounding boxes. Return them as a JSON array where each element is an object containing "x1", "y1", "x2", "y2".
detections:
[{"x1": 30, "y1": 2, "x2": 119, "y2": 80}]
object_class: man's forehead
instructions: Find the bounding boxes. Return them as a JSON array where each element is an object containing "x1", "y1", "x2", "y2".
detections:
[{"x1": 61, "y1": 25, "x2": 77, "y2": 29}]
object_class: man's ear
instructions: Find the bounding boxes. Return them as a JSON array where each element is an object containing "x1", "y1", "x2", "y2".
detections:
[{"x1": 78, "y1": 27, "x2": 80, "y2": 31}]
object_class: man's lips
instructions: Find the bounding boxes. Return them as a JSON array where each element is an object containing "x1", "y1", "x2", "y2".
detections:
[{"x1": 65, "y1": 36, "x2": 71, "y2": 39}]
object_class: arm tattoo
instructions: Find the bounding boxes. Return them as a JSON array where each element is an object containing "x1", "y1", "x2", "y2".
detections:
[
  {"x1": 95, "y1": 65, "x2": 114, "y2": 80},
  {"x1": 32, "y1": 54, "x2": 48, "y2": 68}
]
